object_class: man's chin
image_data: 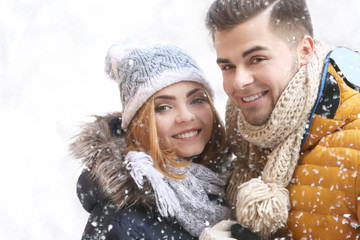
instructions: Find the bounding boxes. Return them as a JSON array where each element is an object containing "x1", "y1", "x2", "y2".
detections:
[{"x1": 244, "y1": 115, "x2": 270, "y2": 126}]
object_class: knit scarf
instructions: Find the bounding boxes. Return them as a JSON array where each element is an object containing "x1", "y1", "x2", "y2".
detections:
[
  {"x1": 225, "y1": 40, "x2": 333, "y2": 238},
  {"x1": 125, "y1": 151, "x2": 231, "y2": 237}
]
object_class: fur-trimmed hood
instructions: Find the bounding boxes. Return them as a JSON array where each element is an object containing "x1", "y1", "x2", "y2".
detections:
[
  {"x1": 70, "y1": 112, "x2": 157, "y2": 211},
  {"x1": 71, "y1": 112, "x2": 233, "y2": 238}
]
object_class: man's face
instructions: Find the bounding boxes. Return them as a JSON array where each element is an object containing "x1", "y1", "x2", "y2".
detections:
[{"x1": 214, "y1": 13, "x2": 301, "y2": 126}]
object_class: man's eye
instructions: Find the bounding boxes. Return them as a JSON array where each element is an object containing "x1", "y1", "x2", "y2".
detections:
[
  {"x1": 221, "y1": 65, "x2": 234, "y2": 71},
  {"x1": 252, "y1": 57, "x2": 265, "y2": 64}
]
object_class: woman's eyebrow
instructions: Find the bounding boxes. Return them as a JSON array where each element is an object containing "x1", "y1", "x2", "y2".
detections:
[
  {"x1": 154, "y1": 95, "x2": 175, "y2": 100},
  {"x1": 154, "y1": 88, "x2": 203, "y2": 100},
  {"x1": 187, "y1": 88, "x2": 203, "y2": 97}
]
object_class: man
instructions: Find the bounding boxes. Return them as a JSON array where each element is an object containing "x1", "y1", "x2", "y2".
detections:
[{"x1": 200, "y1": 0, "x2": 360, "y2": 239}]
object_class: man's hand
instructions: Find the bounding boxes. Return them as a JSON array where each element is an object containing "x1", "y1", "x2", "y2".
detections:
[{"x1": 230, "y1": 224, "x2": 263, "y2": 240}]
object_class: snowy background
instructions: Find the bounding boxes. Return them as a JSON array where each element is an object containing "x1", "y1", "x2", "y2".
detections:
[{"x1": 1, "y1": 0, "x2": 359, "y2": 239}]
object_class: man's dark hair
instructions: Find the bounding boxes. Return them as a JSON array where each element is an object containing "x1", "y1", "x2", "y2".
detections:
[{"x1": 206, "y1": 0, "x2": 313, "y2": 47}]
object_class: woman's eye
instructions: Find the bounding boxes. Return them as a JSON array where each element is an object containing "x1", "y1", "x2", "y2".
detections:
[
  {"x1": 191, "y1": 97, "x2": 207, "y2": 104},
  {"x1": 155, "y1": 105, "x2": 171, "y2": 113}
]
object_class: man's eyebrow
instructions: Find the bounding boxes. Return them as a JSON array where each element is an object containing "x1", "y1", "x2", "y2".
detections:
[
  {"x1": 242, "y1": 46, "x2": 268, "y2": 58},
  {"x1": 216, "y1": 46, "x2": 267, "y2": 64},
  {"x1": 216, "y1": 58, "x2": 231, "y2": 64}
]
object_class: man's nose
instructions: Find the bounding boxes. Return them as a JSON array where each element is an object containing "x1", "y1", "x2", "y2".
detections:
[{"x1": 233, "y1": 68, "x2": 254, "y2": 89}]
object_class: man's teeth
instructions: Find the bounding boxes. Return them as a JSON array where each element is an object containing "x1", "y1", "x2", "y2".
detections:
[
  {"x1": 174, "y1": 130, "x2": 198, "y2": 139},
  {"x1": 243, "y1": 92, "x2": 265, "y2": 102}
]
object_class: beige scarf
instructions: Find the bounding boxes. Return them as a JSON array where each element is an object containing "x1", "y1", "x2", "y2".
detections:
[{"x1": 226, "y1": 40, "x2": 333, "y2": 238}]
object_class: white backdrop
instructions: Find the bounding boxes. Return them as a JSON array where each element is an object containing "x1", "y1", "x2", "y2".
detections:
[{"x1": 1, "y1": 0, "x2": 359, "y2": 239}]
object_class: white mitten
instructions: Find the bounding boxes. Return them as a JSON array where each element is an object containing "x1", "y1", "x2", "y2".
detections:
[{"x1": 199, "y1": 220, "x2": 237, "y2": 240}]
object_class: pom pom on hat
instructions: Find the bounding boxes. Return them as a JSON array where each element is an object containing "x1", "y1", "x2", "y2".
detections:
[{"x1": 104, "y1": 42, "x2": 214, "y2": 130}]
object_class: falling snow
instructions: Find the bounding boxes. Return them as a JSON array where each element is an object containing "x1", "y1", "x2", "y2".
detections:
[{"x1": 1, "y1": 0, "x2": 360, "y2": 239}]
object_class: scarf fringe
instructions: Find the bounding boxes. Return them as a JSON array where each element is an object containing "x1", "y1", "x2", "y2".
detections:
[{"x1": 125, "y1": 151, "x2": 180, "y2": 218}]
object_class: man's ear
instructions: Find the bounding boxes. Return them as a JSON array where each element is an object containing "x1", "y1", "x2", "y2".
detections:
[{"x1": 298, "y1": 35, "x2": 314, "y2": 67}]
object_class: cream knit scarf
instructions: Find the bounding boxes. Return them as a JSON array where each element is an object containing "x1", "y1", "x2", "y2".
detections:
[{"x1": 225, "y1": 40, "x2": 333, "y2": 239}]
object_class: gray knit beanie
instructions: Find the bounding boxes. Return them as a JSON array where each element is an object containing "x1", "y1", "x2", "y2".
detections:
[{"x1": 105, "y1": 42, "x2": 214, "y2": 130}]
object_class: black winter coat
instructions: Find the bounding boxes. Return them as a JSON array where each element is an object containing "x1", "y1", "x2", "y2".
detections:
[
  {"x1": 77, "y1": 171, "x2": 196, "y2": 240},
  {"x1": 71, "y1": 113, "x2": 204, "y2": 239}
]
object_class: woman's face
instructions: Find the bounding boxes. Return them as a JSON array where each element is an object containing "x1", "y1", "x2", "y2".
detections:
[{"x1": 154, "y1": 81, "x2": 214, "y2": 158}]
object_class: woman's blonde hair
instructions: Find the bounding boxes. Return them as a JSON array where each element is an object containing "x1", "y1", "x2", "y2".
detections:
[{"x1": 125, "y1": 87, "x2": 227, "y2": 179}]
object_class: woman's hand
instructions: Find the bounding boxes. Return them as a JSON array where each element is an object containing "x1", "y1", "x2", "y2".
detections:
[{"x1": 199, "y1": 220, "x2": 237, "y2": 240}]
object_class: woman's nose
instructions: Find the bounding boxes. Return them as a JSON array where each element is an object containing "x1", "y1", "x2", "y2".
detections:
[{"x1": 175, "y1": 107, "x2": 195, "y2": 123}]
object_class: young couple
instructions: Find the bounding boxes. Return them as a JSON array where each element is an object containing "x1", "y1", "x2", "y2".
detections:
[{"x1": 71, "y1": 0, "x2": 360, "y2": 239}]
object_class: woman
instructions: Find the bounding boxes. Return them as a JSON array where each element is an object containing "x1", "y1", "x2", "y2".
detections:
[{"x1": 70, "y1": 42, "x2": 231, "y2": 240}]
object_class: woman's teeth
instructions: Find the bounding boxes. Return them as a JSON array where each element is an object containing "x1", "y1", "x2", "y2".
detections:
[{"x1": 174, "y1": 130, "x2": 198, "y2": 139}]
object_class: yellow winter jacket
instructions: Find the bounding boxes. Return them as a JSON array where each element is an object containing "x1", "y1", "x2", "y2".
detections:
[{"x1": 281, "y1": 48, "x2": 360, "y2": 239}]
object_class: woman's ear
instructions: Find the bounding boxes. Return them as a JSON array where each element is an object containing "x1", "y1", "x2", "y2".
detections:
[{"x1": 298, "y1": 35, "x2": 314, "y2": 67}]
